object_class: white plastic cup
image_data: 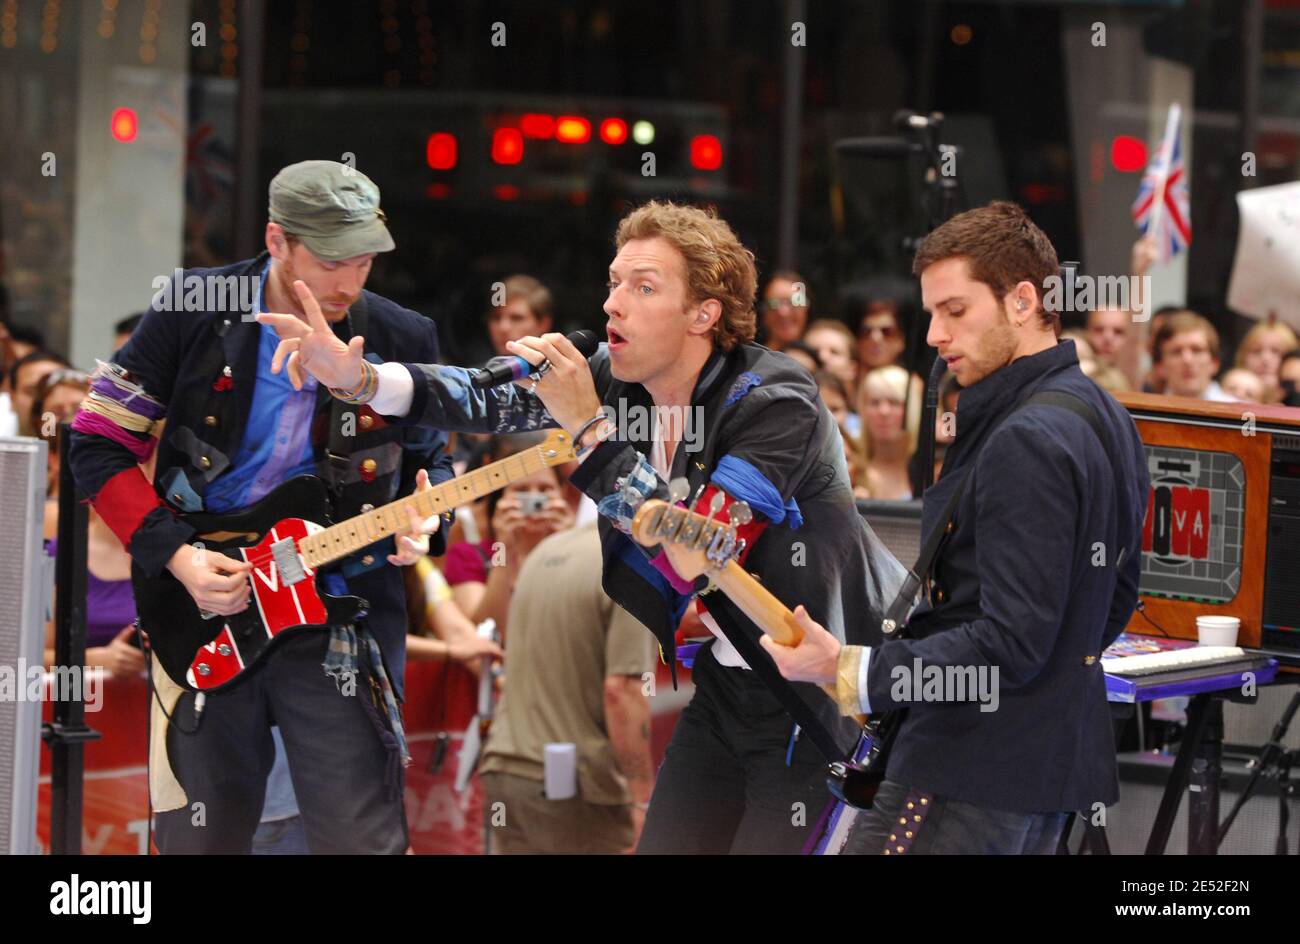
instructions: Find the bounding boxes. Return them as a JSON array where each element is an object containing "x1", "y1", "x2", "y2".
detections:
[
  {"x1": 543, "y1": 743, "x2": 577, "y2": 800},
  {"x1": 1196, "y1": 615, "x2": 1240, "y2": 647}
]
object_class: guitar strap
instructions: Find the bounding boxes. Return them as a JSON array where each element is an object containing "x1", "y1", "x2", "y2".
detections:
[
  {"x1": 881, "y1": 387, "x2": 1114, "y2": 636},
  {"x1": 323, "y1": 293, "x2": 370, "y2": 497}
]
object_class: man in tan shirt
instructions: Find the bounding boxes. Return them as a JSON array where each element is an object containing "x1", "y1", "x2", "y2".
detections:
[{"x1": 480, "y1": 522, "x2": 654, "y2": 853}]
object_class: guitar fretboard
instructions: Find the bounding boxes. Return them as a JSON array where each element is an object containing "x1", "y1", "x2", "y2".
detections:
[{"x1": 298, "y1": 438, "x2": 567, "y2": 569}]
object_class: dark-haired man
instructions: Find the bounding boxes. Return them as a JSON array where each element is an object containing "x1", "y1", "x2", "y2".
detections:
[{"x1": 765, "y1": 201, "x2": 1149, "y2": 854}]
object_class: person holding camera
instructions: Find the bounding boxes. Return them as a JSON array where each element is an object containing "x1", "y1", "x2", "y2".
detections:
[{"x1": 442, "y1": 434, "x2": 576, "y2": 636}]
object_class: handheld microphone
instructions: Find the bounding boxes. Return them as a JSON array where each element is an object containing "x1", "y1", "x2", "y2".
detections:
[{"x1": 470, "y1": 330, "x2": 599, "y2": 389}]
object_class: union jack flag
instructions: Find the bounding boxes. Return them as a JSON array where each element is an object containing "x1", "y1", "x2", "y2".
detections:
[{"x1": 1132, "y1": 106, "x2": 1191, "y2": 262}]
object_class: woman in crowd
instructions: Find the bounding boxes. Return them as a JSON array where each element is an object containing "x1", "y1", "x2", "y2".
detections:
[
  {"x1": 759, "y1": 270, "x2": 810, "y2": 352},
  {"x1": 803, "y1": 319, "x2": 858, "y2": 397},
  {"x1": 849, "y1": 292, "x2": 924, "y2": 441},
  {"x1": 856, "y1": 365, "x2": 916, "y2": 500},
  {"x1": 37, "y1": 370, "x2": 146, "y2": 679},
  {"x1": 814, "y1": 369, "x2": 854, "y2": 431},
  {"x1": 1234, "y1": 320, "x2": 1298, "y2": 404},
  {"x1": 442, "y1": 434, "x2": 576, "y2": 637}
]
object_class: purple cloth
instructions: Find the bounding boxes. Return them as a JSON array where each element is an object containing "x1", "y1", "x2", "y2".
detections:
[
  {"x1": 88, "y1": 376, "x2": 167, "y2": 419},
  {"x1": 650, "y1": 550, "x2": 696, "y2": 594},
  {"x1": 46, "y1": 538, "x2": 138, "y2": 649},
  {"x1": 70, "y1": 410, "x2": 156, "y2": 463}
]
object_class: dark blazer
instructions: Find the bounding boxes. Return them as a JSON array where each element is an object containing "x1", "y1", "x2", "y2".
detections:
[
  {"x1": 67, "y1": 253, "x2": 454, "y2": 687},
  {"x1": 865, "y1": 340, "x2": 1149, "y2": 812}
]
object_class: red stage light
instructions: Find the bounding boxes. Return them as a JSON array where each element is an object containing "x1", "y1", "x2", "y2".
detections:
[
  {"x1": 492, "y1": 127, "x2": 524, "y2": 165},
  {"x1": 690, "y1": 134, "x2": 722, "y2": 171},
  {"x1": 425, "y1": 132, "x2": 457, "y2": 170},
  {"x1": 520, "y1": 113, "x2": 555, "y2": 139},
  {"x1": 110, "y1": 107, "x2": 138, "y2": 143},
  {"x1": 555, "y1": 116, "x2": 591, "y2": 144},
  {"x1": 493, "y1": 184, "x2": 521, "y2": 201},
  {"x1": 599, "y1": 118, "x2": 628, "y2": 145},
  {"x1": 1110, "y1": 135, "x2": 1147, "y2": 173}
]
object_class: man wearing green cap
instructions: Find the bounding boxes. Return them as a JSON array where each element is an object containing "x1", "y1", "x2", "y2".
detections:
[{"x1": 68, "y1": 160, "x2": 489, "y2": 853}]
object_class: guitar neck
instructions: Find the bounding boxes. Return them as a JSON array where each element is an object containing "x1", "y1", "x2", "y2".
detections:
[
  {"x1": 709, "y1": 560, "x2": 805, "y2": 647},
  {"x1": 299, "y1": 443, "x2": 557, "y2": 569}
]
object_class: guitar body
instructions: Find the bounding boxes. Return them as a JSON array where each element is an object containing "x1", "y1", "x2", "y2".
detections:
[
  {"x1": 826, "y1": 710, "x2": 903, "y2": 810},
  {"x1": 133, "y1": 476, "x2": 367, "y2": 693}
]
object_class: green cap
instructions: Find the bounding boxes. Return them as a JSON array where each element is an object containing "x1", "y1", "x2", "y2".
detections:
[{"x1": 268, "y1": 160, "x2": 396, "y2": 259}]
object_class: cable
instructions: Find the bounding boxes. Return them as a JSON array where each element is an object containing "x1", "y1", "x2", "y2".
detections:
[{"x1": 1133, "y1": 599, "x2": 1171, "y2": 638}]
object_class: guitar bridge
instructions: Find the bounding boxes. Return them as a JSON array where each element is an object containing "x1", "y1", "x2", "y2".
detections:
[{"x1": 271, "y1": 537, "x2": 308, "y2": 586}]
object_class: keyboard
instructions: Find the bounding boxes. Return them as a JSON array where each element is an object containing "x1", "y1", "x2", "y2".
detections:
[{"x1": 1102, "y1": 645, "x2": 1249, "y2": 677}]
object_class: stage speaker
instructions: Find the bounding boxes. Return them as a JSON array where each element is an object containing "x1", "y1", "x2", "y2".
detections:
[
  {"x1": 858, "y1": 499, "x2": 923, "y2": 569},
  {"x1": 0, "y1": 437, "x2": 49, "y2": 855}
]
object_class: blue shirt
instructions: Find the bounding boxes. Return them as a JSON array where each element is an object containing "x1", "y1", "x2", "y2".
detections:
[{"x1": 204, "y1": 263, "x2": 320, "y2": 515}]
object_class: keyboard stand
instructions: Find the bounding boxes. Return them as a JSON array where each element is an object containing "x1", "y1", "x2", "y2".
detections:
[{"x1": 1146, "y1": 692, "x2": 1222, "y2": 855}]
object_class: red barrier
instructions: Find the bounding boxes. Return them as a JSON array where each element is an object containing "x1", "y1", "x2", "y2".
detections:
[{"x1": 35, "y1": 656, "x2": 683, "y2": 854}]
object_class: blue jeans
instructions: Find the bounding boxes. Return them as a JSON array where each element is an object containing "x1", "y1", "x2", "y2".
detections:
[{"x1": 844, "y1": 779, "x2": 1069, "y2": 855}]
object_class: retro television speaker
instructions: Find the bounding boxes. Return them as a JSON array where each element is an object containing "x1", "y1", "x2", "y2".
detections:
[
  {"x1": 1116, "y1": 393, "x2": 1300, "y2": 658},
  {"x1": 0, "y1": 437, "x2": 48, "y2": 854}
]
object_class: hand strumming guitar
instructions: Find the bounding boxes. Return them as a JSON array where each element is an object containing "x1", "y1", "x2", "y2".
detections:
[{"x1": 166, "y1": 543, "x2": 252, "y2": 616}]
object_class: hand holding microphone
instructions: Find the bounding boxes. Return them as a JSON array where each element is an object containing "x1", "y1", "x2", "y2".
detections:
[
  {"x1": 493, "y1": 330, "x2": 605, "y2": 437},
  {"x1": 471, "y1": 329, "x2": 598, "y2": 388}
]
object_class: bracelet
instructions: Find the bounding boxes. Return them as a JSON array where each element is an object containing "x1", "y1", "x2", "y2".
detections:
[
  {"x1": 329, "y1": 360, "x2": 378, "y2": 404},
  {"x1": 834, "y1": 645, "x2": 865, "y2": 717},
  {"x1": 572, "y1": 409, "x2": 613, "y2": 452}
]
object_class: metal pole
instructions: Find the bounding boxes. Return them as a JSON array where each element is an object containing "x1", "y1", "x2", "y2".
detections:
[
  {"x1": 1240, "y1": 0, "x2": 1263, "y2": 192},
  {"x1": 43, "y1": 425, "x2": 100, "y2": 854},
  {"x1": 233, "y1": 0, "x2": 266, "y2": 260},
  {"x1": 776, "y1": 0, "x2": 807, "y2": 269}
]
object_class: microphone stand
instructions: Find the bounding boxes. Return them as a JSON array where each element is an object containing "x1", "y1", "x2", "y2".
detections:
[{"x1": 1217, "y1": 686, "x2": 1300, "y2": 853}]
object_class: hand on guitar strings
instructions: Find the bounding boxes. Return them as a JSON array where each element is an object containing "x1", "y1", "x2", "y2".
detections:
[
  {"x1": 759, "y1": 605, "x2": 842, "y2": 686},
  {"x1": 387, "y1": 468, "x2": 442, "y2": 567},
  {"x1": 258, "y1": 280, "x2": 368, "y2": 392},
  {"x1": 166, "y1": 543, "x2": 253, "y2": 616}
]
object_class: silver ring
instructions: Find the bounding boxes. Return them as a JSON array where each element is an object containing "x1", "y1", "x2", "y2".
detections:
[{"x1": 534, "y1": 359, "x2": 554, "y2": 379}]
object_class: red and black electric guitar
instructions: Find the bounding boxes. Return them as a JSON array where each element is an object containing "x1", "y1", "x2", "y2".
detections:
[{"x1": 136, "y1": 429, "x2": 575, "y2": 692}]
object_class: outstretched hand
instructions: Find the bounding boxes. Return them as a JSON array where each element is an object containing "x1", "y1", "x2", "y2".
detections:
[{"x1": 257, "y1": 280, "x2": 367, "y2": 391}]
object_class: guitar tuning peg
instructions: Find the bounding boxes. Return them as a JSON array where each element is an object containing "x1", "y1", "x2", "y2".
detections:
[
  {"x1": 668, "y1": 477, "x2": 690, "y2": 504},
  {"x1": 728, "y1": 501, "x2": 752, "y2": 526},
  {"x1": 708, "y1": 491, "x2": 726, "y2": 517},
  {"x1": 689, "y1": 481, "x2": 708, "y2": 510}
]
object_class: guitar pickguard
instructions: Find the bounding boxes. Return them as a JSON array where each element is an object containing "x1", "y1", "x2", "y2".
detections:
[{"x1": 184, "y1": 518, "x2": 329, "y2": 690}]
